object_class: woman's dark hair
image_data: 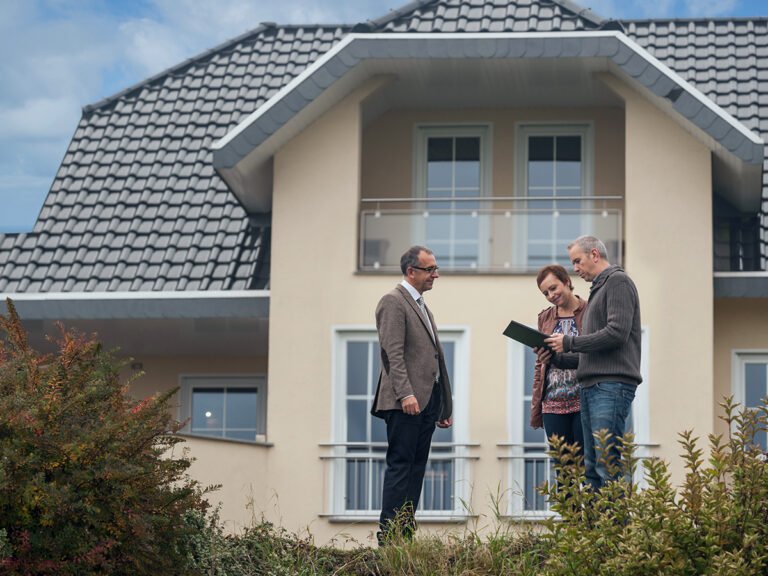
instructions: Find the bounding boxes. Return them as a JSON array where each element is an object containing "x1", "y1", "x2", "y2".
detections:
[{"x1": 536, "y1": 264, "x2": 573, "y2": 290}]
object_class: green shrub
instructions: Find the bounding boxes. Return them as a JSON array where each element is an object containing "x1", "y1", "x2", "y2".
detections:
[
  {"x1": 540, "y1": 397, "x2": 768, "y2": 576},
  {"x1": 0, "y1": 300, "x2": 212, "y2": 575}
]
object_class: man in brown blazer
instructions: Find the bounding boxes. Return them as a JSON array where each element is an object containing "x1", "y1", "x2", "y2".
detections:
[{"x1": 371, "y1": 245, "x2": 453, "y2": 544}]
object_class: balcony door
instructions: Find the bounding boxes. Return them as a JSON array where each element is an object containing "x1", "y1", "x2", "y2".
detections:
[
  {"x1": 515, "y1": 124, "x2": 593, "y2": 269},
  {"x1": 414, "y1": 126, "x2": 491, "y2": 269}
]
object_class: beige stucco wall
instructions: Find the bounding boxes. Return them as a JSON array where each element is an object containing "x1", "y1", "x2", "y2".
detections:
[
  {"x1": 714, "y1": 299, "x2": 768, "y2": 438},
  {"x1": 603, "y1": 75, "x2": 714, "y2": 483},
  {"x1": 162, "y1": 72, "x2": 719, "y2": 545},
  {"x1": 125, "y1": 355, "x2": 269, "y2": 531},
  {"x1": 361, "y1": 106, "x2": 625, "y2": 202}
]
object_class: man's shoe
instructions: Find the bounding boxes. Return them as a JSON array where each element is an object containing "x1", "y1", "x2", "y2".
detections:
[{"x1": 376, "y1": 531, "x2": 387, "y2": 547}]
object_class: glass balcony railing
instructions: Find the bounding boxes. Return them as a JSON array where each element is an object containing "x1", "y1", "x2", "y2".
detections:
[{"x1": 359, "y1": 196, "x2": 623, "y2": 273}]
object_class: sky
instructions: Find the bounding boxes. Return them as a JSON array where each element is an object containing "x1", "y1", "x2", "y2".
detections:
[{"x1": 1, "y1": 0, "x2": 767, "y2": 233}]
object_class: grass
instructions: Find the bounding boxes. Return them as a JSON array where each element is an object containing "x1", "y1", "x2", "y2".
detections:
[
  {"x1": 188, "y1": 517, "x2": 546, "y2": 576},
  {"x1": 184, "y1": 397, "x2": 768, "y2": 576}
]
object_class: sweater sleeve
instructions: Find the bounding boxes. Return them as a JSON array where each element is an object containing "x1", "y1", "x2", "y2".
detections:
[
  {"x1": 551, "y1": 351, "x2": 579, "y2": 369},
  {"x1": 565, "y1": 276, "x2": 635, "y2": 353}
]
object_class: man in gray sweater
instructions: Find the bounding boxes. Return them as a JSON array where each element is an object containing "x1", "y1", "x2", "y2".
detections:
[{"x1": 545, "y1": 235, "x2": 641, "y2": 491}]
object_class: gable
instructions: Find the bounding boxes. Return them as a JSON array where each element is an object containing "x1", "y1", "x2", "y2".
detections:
[{"x1": 1, "y1": 0, "x2": 767, "y2": 295}]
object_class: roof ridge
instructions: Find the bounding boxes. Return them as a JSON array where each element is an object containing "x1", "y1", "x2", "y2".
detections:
[
  {"x1": 81, "y1": 22, "x2": 351, "y2": 115},
  {"x1": 362, "y1": 0, "x2": 615, "y2": 32},
  {"x1": 549, "y1": 0, "x2": 606, "y2": 27},
  {"x1": 365, "y1": 0, "x2": 439, "y2": 30}
]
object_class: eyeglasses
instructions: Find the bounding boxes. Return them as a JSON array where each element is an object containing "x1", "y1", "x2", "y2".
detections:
[{"x1": 411, "y1": 265, "x2": 440, "y2": 274}]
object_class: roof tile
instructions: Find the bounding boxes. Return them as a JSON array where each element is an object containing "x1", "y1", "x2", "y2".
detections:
[{"x1": 1, "y1": 1, "x2": 766, "y2": 290}]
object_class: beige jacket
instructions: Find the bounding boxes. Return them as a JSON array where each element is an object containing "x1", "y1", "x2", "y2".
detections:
[{"x1": 370, "y1": 284, "x2": 453, "y2": 421}]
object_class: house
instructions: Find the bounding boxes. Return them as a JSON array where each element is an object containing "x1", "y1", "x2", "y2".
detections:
[{"x1": 1, "y1": 0, "x2": 767, "y2": 545}]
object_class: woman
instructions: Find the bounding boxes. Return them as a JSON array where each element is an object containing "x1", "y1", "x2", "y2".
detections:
[{"x1": 531, "y1": 264, "x2": 586, "y2": 454}]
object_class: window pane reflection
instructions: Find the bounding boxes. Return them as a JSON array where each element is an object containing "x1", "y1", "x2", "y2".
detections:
[
  {"x1": 192, "y1": 388, "x2": 224, "y2": 436},
  {"x1": 745, "y1": 363, "x2": 767, "y2": 408},
  {"x1": 226, "y1": 389, "x2": 258, "y2": 431},
  {"x1": 343, "y1": 336, "x2": 457, "y2": 512}
]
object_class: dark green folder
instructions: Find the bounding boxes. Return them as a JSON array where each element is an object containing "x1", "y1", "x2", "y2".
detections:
[{"x1": 502, "y1": 319, "x2": 551, "y2": 351}]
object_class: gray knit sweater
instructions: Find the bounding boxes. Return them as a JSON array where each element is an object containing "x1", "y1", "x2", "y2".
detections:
[{"x1": 561, "y1": 265, "x2": 642, "y2": 388}]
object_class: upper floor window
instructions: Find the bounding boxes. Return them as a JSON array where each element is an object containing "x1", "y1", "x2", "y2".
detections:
[
  {"x1": 179, "y1": 375, "x2": 267, "y2": 442},
  {"x1": 516, "y1": 124, "x2": 593, "y2": 269},
  {"x1": 414, "y1": 125, "x2": 491, "y2": 269}
]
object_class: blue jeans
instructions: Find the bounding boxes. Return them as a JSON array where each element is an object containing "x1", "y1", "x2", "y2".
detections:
[{"x1": 580, "y1": 382, "x2": 636, "y2": 491}]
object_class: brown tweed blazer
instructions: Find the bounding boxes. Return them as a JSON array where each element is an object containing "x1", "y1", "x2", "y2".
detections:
[{"x1": 370, "y1": 284, "x2": 453, "y2": 421}]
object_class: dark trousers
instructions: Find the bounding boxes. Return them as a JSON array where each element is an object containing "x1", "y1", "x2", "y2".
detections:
[
  {"x1": 542, "y1": 412, "x2": 584, "y2": 457},
  {"x1": 379, "y1": 383, "x2": 441, "y2": 537}
]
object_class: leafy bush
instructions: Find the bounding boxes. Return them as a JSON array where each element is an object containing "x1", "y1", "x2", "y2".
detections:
[
  {"x1": 541, "y1": 397, "x2": 768, "y2": 576},
  {"x1": 182, "y1": 508, "x2": 543, "y2": 576},
  {"x1": 6, "y1": 294, "x2": 767, "y2": 575},
  {"x1": 0, "y1": 300, "x2": 212, "y2": 575}
]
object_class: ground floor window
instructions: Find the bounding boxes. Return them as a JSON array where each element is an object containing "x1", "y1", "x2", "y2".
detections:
[
  {"x1": 506, "y1": 329, "x2": 650, "y2": 518},
  {"x1": 733, "y1": 353, "x2": 768, "y2": 450},
  {"x1": 179, "y1": 375, "x2": 266, "y2": 442},
  {"x1": 331, "y1": 329, "x2": 468, "y2": 517}
]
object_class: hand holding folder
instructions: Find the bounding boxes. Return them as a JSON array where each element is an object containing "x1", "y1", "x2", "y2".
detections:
[{"x1": 502, "y1": 319, "x2": 552, "y2": 352}]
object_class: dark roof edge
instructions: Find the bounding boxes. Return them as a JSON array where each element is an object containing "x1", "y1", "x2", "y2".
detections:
[
  {"x1": 364, "y1": 0, "x2": 439, "y2": 31},
  {"x1": 2, "y1": 291, "x2": 270, "y2": 320},
  {"x1": 551, "y1": 0, "x2": 606, "y2": 27},
  {"x1": 714, "y1": 273, "x2": 768, "y2": 298},
  {"x1": 81, "y1": 22, "x2": 352, "y2": 115}
]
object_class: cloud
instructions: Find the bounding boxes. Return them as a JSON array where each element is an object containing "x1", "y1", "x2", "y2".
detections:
[
  {"x1": 0, "y1": 0, "x2": 756, "y2": 233},
  {"x1": 0, "y1": 0, "x2": 390, "y2": 231},
  {"x1": 684, "y1": 0, "x2": 739, "y2": 17},
  {"x1": 118, "y1": 18, "x2": 190, "y2": 77},
  {"x1": 584, "y1": 0, "x2": 747, "y2": 19},
  {"x1": 0, "y1": 97, "x2": 80, "y2": 139},
  {"x1": 578, "y1": 0, "x2": 618, "y2": 18}
]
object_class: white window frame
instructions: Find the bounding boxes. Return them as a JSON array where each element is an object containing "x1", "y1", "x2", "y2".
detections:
[
  {"x1": 330, "y1": 325, "x2": 470, "y2": 520},
  {"x1": 413, "y1": 124, "x2": 493, "y2": 269},
  {"x1": 731, "y1": 351, "x2": 768, "y2": 439},
  {"x1": 513, "y1": 123, "x2": 594, "y2": 269},
  {"x1": 506, "y1": 325, "x2": 650, "y2": 519},
  {"x1": 178, "y1": 374, "x2": 267, "y2": 443}
]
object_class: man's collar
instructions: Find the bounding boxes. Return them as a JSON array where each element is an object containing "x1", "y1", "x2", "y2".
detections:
[
  {"x1": 590, "y1": 265, "x2": 616, "y2": 290},
  {"x1": 400, "y1": 280, "x2": 421, "y2": 301}
]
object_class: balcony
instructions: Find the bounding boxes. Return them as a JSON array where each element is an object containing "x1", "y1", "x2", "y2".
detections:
[
  {"x1": 712, "y1": 199, "x2": 768, "y2": 297},
  {"x1": 319, "y1": 441, "x2": 478, "y2": 521},
  {"x1": 359, "y1": 196, "x2": 623, "y2": 273},
  {"x1": 713, "y1": 213, "x2": 762, "y2": 273}
]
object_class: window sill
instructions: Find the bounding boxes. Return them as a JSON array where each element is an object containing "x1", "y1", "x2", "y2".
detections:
[
  {"x1": 176, "y1": 432, "x2": 274, "y2": 447},
  {"x1": 319, "y1": 513, "x2": 476, "y2": 524},
  {"x1": 504, "y1": 512, "x2": 557, "y2": 522}
]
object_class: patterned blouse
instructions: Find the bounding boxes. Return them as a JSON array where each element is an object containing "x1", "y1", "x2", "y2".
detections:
[{"x1": 542, "y1": 317, "x2": 580, "y2": 414}]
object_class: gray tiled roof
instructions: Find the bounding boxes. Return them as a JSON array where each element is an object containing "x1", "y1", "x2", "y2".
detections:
[
  {"x1": 368, "y1": 0, "x2": 607, "y2": 31},
  {"x1": 1, "y1": 0, "x2": 766, "y2": 293},
  {"x1": 0, "y1": 24, "x2": 349, "y2": 293},
  {"x1": 624, "y1": 18, "x2": 768, "y2": 267}
]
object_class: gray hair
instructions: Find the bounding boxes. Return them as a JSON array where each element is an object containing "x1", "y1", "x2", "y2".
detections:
[
  {"x1": 568, "y1": 235, "x2": 608, "y2": 260},
  {"x1": 400, "y1": 245, "x2": 433, "y2": 275}
]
